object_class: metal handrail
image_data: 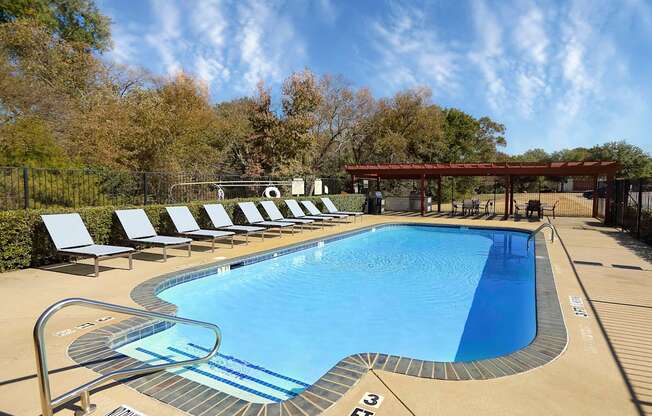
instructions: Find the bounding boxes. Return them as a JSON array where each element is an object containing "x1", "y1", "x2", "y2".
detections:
[
  {"x1": 34, "y1": 298, "x2": 221, "y2": 416},
  {"x1": 527, "y1": 223, "x2": 555, "y2": 247}
]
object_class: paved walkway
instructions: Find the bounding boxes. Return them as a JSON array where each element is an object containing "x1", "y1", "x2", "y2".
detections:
[
  {"x1": 552, "y1": 217, "x2": 652, "y2": 415},
  {"x1": 0, "y1": 215, "x2": 649, "y2": 415}
]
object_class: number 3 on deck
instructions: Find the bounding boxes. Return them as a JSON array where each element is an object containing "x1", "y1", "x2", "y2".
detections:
[{"x1": 360, "y1": 392, "x2": 384, "y2": 408}]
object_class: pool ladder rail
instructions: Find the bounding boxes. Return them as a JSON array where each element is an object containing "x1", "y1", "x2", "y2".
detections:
[
  {"x1": 527, "y1": 223, "x2": 555, "y2": 249},
  {"x1": 33, "y1": 298, "x2": 221, "y2": 416}
]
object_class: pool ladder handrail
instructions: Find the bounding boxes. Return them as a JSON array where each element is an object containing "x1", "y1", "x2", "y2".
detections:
[
  {"x1": 34, "y1": 298, "x2": 221, "y2": 416},
  {"x1": 527, "y1": 223, "x2": 555, "y2": 248}
]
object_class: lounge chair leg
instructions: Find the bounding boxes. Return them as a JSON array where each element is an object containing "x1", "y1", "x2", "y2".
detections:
[
  {"x1": 128, "y1": 253, "x2": 133, "y2": 270},
  {"x1": 245, "y1": 233, "x2": 249, "y2": 245},
  {"x1": 261, "y1": 231, "x2": 265, "y2": 241},
  {"x1": 187, "y1": 243, "x2": 192, "y2": 257},
  {"x1": 94, "y1": 258, "x2": 99, "y2": 277},
  {"x1": 231, "y1": 235, "x2": 234, "y2": 248},
  {"x1": 279, "y1": 227, "x2": 282, "y2": 237},
  {"x1": 163, "y1": 246, "x2": 167, "y2": 262},
  {"x1": 211, "y1": 238, "x2": 215, "y2": 252}
]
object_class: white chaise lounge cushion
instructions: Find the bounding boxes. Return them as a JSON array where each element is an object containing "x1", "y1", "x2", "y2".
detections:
[
  {"x1": 61, "y1": 244, "x2": 133, "y2": 257},
  {"x1": 301, "y1": 200, "x2": 347, "y2": 218},
  {"x1": 284, "y1": 200, "x2": 332, "y2": 221},
  {"x1": 260, "y1": 200, "x2": 314, "y2": 224},
  {"x1": 115, "y1": 209, "x2": 157, "y2": 240},
  {"x1": 321, "y1": 197, "x2": 362, "y2": 215},
  {"x1": 41, "y1": 213, "x2": 94, "y2": 250},
  {"x1": 238, "y1": 202, "x2": 293, "y2": 227}
]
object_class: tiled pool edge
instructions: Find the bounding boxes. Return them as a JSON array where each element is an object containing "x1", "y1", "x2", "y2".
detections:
[{"x1": 67, "y1": 224, "x2": 567, "y2": 416}]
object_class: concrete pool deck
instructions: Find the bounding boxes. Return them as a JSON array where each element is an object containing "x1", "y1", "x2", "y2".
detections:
[{"x1": 0, "y1": 215, "x2": 649, "y2": 415}]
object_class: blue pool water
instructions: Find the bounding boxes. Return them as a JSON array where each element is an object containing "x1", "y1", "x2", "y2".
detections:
[{"x1": 118, "y1": 225, "x2": 536, "y2": 403}]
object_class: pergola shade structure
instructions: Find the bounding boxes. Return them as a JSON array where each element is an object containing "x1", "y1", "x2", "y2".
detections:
[{"x1": 345, "y1": 162, "x2": 621, "y2": 220}]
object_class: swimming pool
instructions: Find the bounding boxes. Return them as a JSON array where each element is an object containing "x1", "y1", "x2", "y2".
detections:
[{"x1": 118, "y1": 224, "x2": 536, "y2": 403}]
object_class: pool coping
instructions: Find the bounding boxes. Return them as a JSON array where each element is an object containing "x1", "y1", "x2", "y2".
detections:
[{"x1": 67, "y1": 223, "x2": 567, "y2": 416}]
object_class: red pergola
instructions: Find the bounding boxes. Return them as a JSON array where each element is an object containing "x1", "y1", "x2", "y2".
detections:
[{"x1": 345, "y1": 161, "x2": 621, "y2": 220}]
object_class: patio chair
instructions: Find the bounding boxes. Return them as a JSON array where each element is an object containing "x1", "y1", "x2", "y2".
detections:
[
  {"x1": 300, "y1": 200, "x2": 349, "y2": 222},
  {"x1": 260, "y1": 200, "x2": 315, "y2": 231},
  {"x1": 116, "y1": 209, "x2": 191, "y2": 261},
  {"x1": 462, "y1": 199, "x2": 474, "y2": 215},
  {"x1": 541, "y1": 200, "x2": 559, "y2": 219},
  {"x1": 451, "y1": 200, "x2": 459, "y2": 215},
  {"x1": 484, "y1": 200, "x2": 494, "y2": 216},
  {"x1": 203, "y1": 203, "x2": 266, "y2": 243},
  {"x1": 321, "y1": 197, "x2": 363, "y2": 222},
  {"x1": 285, "y1": 199, "x2": 335, "y2": 227},
  {"x1": 237, "y1": 202, "x2": 295, "y2": 236},
  {"x1": 526, "y1": 200, "x2": 542, "y2": 218},
  {"x1": 166, "y1": 206, "x2": 235, "y2": 251},
  {"x1": 41, "y1": 213, "x2": 134, "y2": 277},
  {"x1": 513, "y1": 200, "x2": 527, "y2": 216}
]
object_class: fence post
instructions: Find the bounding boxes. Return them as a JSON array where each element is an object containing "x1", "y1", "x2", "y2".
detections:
[
  {"x1": 23, "y1": 167, "x2": 29, "y2": 209},
  {"x1": 636, "y1": 178, "x2": 643, "y2": 239},
  {"x1": 142, "y1": 172, "x2": 148, "y2": 206}
]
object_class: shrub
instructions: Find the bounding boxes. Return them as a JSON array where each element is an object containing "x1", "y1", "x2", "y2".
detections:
[{"x1": 0, "y1": 194, "x2": 366, "y2": 272}]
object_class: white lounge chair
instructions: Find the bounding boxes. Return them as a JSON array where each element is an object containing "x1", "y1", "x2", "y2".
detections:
[
  {"x1": 300, "y1": 200, "x2": 348, "y2": 222},
  {"x1": 203, "y1": 203, "x2": 266, "y2": 244},
  {"x1": 166, "y1": 206, "x2": 235, "y2": 252},
  {"x1": 260, "y1": 200, "x2": 315, "y2": 231},
  {"x1": 237, "y1": 202, "x2": 294, "y2": 236},
  {"x1": 115, "y1": 209, "x2": 191, "y2": 261},
  {"x1": 41, "y1": 213, "x2": 134, "y2": 277},
  {"x1": 321, "y1": 197, "x2": 363, "y2": 222},
  {"x1": 284, "y1": 199, "x2": 334, "y2": 227}
]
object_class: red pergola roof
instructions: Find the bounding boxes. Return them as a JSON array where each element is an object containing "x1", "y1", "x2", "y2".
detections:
[{"x1": 345, "y1": 161, "x2": 620, "y2": 178}]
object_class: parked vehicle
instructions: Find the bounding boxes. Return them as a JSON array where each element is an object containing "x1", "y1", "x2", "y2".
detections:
[{"x1": 583, "y1": 188, "x2": 607, "y2": 199}]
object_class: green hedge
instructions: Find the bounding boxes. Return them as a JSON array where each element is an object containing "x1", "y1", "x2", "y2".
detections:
[{"x1": 0, "y1": 195, "x2": 366, "y2": 272}]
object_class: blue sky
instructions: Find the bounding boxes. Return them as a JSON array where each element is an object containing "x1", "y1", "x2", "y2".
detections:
[{"x1": 98, "y1": 0, "x2": 652, "y2": 154}]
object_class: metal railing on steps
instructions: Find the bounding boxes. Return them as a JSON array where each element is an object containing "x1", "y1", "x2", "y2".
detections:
[
  {"x1": 527, "y1": 223, "x2": 556, "y2": 249},
  {"x1": 34, "y1": 298, "x2": 221, "y2": 416}
]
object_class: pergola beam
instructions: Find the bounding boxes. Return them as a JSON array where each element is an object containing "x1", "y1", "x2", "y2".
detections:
[{"x1": 345, "y1": 161, "x2": 620, "y2": 178}]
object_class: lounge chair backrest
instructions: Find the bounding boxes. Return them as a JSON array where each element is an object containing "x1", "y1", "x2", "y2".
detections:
[
  {"x1": 204, "y1": 204, "x2": 234, "y2": 228},
  {"x1": 260, "y1": 201, "x2": 284, "y2": 221},
  {"x1": 115, "y1": 209, "x2": 157, "y2": 240},
  {"x1": 321, "y1": 197, "x2": 338, "y2": 213},
  {"x1": 166, "y1": 206, "x2": 200, "y2": 233},
  {"x1": 238, "y1": 202, "x2": 265, "y2": 223},
  {"x1": 301, "y1": 200, "x2": 322, "y2": 216},
  {"x1": 285, "y1": 200, "x2": 306, "y2": 218},
  {"x1": 41, "y1": 213, "x2": 93, "y2": 250},
  {"x1": 462, "y1": 199, "x2": 473, "y2": 207}
]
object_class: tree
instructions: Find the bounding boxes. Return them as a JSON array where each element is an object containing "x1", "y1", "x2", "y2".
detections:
[
  {"x1": 589, "y1": 141, "x2": 651, "y2": 178},
  {"x1": 0, "y1": 0, "x2": 111, "y2": 51}
]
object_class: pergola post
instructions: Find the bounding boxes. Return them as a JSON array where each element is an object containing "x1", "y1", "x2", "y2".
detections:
[
  {"x1": 420, "y1": 174, "x2": 426, "y2": 216},
  {"x1": 509, "y1": 176, "x2": 514, "y2": 215},
  {"x1": 604, "y1": 175, "x2": 614, "y2": 224},
  {"x1": 504, "y1": 175, "x2": 510, "y2": 218},
  {"x1": 592, "y1": 175, "x2": 599, "y2": 217},
  {"x1": 437, "y1": 176, "x2": 442, "y2": 212}
]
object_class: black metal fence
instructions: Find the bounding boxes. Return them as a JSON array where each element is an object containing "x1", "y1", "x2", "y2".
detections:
[
  {"x1": 0, "y1": 166, "x2": 349, "y2": 210},
  {"x1": 609, "y1": 178, "x2": 652, "y2": 245}
]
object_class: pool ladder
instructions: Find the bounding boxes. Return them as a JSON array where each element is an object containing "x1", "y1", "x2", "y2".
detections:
[
  {"x1": 527, "y1": 223, "x2": 555, "y2": 248},
  {"x1": 33, "y1": 298, "x2": 221, "y2": 416}
]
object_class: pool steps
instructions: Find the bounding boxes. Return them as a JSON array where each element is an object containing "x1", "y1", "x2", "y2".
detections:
[{"x1": 133, "y1": 343, "x2": 308, "y2": 404}]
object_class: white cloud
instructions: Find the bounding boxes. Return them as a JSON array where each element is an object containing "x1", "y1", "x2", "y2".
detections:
[
  {"x1": 145, "y1": 0, "x2": 182, "y2": 75},
  {"x1": 514, "y1": 5, "x2": 548, "y2": 65},
  {"x1": 468, "y1": 0, "x2": 507, "y2": 112},
  {"x1": 318, "y1": 0, "x2": 337, "y2": 24},
  {"x1": 233, "y1": 0, "x2": 305, "y2": 93},
  {"x1": 370, "y1": 3, "x2": 458, "y2": 94}
]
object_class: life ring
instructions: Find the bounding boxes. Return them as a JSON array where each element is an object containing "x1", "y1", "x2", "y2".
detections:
[
  {"x1": 263, "y1": 186, "x2": 281, "y2": 198},
  {"x1": 217, "y1": 187, "x2": 225, "y2": 200}
]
